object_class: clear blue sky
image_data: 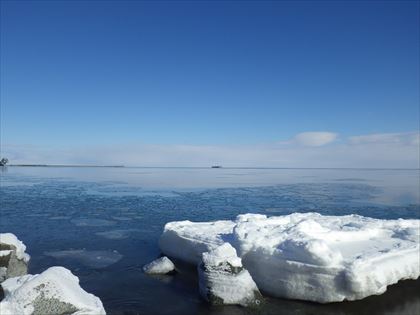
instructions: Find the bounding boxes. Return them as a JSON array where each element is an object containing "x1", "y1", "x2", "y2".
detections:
[{"x1": 1, "y1": 0, "x2": 419, "y2": 148}]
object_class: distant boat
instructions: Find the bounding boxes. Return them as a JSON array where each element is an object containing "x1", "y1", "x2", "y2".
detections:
[{"x1": 211, "y1": 165, "x2": 222, "y2": 168}]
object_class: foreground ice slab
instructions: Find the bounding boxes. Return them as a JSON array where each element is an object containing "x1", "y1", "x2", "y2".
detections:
[
  {"x1": 0, "y1": 266, "x2": 106, "y2": 315},
  {"x1": 0, "y1": 233, "x2": 30, "y2": 282},
  {"x1": 159, "y1": 213, "x2": 420, "y2": 303},
  {"x1": 198, "y1": 243, "x2": 262, "y2": 306}
]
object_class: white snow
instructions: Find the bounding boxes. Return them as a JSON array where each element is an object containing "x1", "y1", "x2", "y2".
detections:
[
  {"x1": 159, "y1": 220, "x2": 235, "y2": 264},
  {"x1": 0, "y1": 250, "x2": 13, "y2": 257},
  {"x1": 199, "y1": 243, "x2": 261, "y2": 306},
  {"x1": 202, "y1": 243, "x2": 242, "y2": 268},
  {"x1": 0, "y1": 266, "x2": 106, "y2": 315},
  {"x1": 0, "y1": 233, "x2": 30, "y2": 262},
  {"x1": 159, "y1": 212, "x2": 420, "y2": 303},
  {"x1": 143, "y1": 256, "x2": 175, "y2": 275}
]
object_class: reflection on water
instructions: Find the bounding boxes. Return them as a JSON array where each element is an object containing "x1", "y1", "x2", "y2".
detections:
[{"x1": 0, "y1": 166, "x2": 419, "y2": 315}]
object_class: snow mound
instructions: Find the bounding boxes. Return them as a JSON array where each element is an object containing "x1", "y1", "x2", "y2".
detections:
[
  {"x1": 198, "y1": 243, "x2": 262, "y2": 306},
  {"x1": 143, "y1": 257, "x2": 175, "y2": 275},
  {"x1": 202, "y1": 243, "x2": 242, "y2": 268},
  {"x1": 0, "y1": 266, "x2": 106, "y2": 315},
  {"x1": 159, "y1": 212, "x2": 420, "y2": 303}
]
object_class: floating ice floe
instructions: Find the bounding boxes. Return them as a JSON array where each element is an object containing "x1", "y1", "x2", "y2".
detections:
[
  {"x1": 159, "y1": 213, "x2": 420, "y2": 303},
  {"x1": 143, "y1": 256, "x2": 175, "y2": 275},
  {"x1": 95, "y1": 229, "x2": 139, "y2": 240},
  {"x1": 71, "y1": 218, "x2": 116, "y2": 227},
  {"x1": 198, "y1": 243, "x2": 262, "y2": 306},
  {"x1": 0, "y1": 233, "x2": 30, "y2": 282},
  {"x1": 0, "y1": 266, "x2": 106, "y2": 315},
  {"x1": 44, "y1": 249, "x2": 122, "y2": 268}
]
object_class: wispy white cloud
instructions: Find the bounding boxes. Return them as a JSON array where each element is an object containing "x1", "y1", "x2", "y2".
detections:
[
  {"x1": 291, "y1": 131, "x2": 338, "y2": 147},
  {"x1": 1, "y1": 131, "x2": 419, "y2": 168}
]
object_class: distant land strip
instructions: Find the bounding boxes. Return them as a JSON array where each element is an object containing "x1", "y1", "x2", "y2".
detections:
[
  {"x1": 9, "y1": 164, "x2": 125, "y2": 168},
  {"x1": 5, "y1": 165, "x2": 420, "y2": 171}
]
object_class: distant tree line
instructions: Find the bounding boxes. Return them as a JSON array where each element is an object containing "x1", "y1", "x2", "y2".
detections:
[{"x1": 0, "y1": 158, "x2": 9, "y2": 166}]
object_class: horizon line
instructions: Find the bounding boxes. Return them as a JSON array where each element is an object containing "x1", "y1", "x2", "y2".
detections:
[{"x1": 5, "y1": 164, "x2": 420, "y2": 171}]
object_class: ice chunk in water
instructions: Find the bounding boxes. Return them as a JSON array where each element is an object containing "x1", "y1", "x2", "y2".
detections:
[
  {"x1": 159, "y1": 212, "x2": 420, "y2": 303},
  {"x1": 143, "y1": 256, "x2": 175, "y2": 275}
]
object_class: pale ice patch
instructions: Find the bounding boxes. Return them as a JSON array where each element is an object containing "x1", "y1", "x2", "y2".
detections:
[
  {"x1": 159, "y1": 213, "x2": 420, "y2": 303},
  {"x1": 95, "y1": 229, "x2": 140, "y2": 240},
  {"x1": 44, "y1": 249, "x2": 122, "y2": 268},
  {"x1": 143, "y1": 257, "x2": 175, "y2": 275},
  {"x1": 26, "y1": 214, "x2": 49, "y2": 217},
  {"x1": 111, "y1": 216, "x2": 133, "y2": 221},
  {"x1": 49, "y1": 216, "x2": 72, "y2": 220},
  {"x1": 71, "y1": 218, "x2": 116, "y2": 227}
]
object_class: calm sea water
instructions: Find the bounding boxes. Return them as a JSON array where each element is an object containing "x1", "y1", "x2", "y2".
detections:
[{"x1": 1, "y1": 166, "x2": 419, "y2": 315}]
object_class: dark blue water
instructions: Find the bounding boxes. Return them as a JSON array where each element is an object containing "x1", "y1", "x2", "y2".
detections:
[{"x1": 1, "y1": 167, "x2": 419, "y2": 315}]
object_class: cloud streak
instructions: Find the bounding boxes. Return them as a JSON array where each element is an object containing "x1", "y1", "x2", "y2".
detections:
[
  {"x1": 291, "y1": 131, "x2": 338, "y2": 147},
  {"x1": 348, "y1": 132, "x2": 419, "y2": 146}
]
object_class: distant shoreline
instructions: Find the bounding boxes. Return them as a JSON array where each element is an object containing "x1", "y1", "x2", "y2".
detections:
[
  {"x1": 8, "y1": 164, "x2": 125, "y2": 168},
  {"x1": 4, "y1": 165, "x2": 419, "y2": 171}
]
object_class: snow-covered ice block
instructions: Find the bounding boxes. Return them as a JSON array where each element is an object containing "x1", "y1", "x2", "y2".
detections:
[
  {"x1": 159, "y1": 220, "x2": 236, "y2": 265},
  {"x1": 159, "y1": 212, "x2": 420, "y2": 303},
  {"x1": 0, "y1": 266, "x2": 106, "y2": 315},
  {"x1": 143, "y1": 256, "x2": 175, "y2": 275},
  {"x1": 198, "y1": 243, "x2": 262, "y2": 306},
  {"x1": 0, "y1": 233, "x2": 30, "y2": 281}
]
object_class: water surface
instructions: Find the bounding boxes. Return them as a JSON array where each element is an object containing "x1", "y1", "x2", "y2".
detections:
[{"x1": 1, "y1": 166, "x2": 419, "y2": 315}]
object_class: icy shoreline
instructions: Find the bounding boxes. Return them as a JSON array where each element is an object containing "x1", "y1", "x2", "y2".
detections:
[
  {"x1": 159, "y1": 213, "x2": 420, "y2": 303},
  {"x1": 0, "y1": 233, "x2": 106, "y2": 315}
]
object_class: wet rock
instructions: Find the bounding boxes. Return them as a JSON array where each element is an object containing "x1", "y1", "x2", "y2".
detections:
[{"x1": 0, "y1": 234, "x2": 30, "y2": 282}]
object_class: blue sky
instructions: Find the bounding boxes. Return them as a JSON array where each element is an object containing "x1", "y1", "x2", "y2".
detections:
[{"x1": 1, "y1": 0, "x2": 419, "y2": 167}]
